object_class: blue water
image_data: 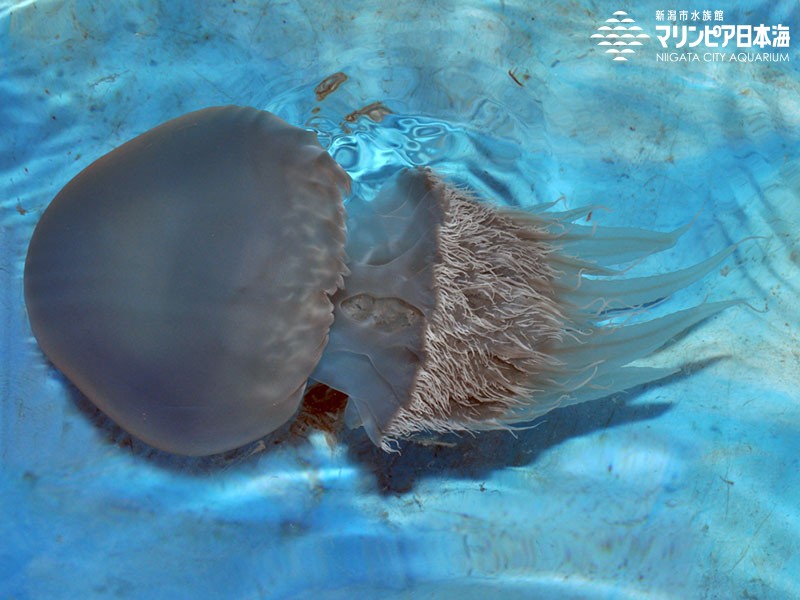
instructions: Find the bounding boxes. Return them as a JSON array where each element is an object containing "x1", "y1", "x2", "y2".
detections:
[{"x1": 2, "y1": 1, "x2": 799, "y2": 598}]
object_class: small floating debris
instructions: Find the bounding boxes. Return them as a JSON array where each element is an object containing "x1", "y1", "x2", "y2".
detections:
[
  {"x1": 315, "y1": 71, "x2": 348, "y2": 101},
  {"x1": 344, "y1": 101, "x2": 392, "y2": 123}
]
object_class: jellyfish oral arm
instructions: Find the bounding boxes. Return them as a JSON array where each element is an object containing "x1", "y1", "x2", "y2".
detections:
[{"x1": 314, "y1": 168, "x2": 738, "y2": 451}]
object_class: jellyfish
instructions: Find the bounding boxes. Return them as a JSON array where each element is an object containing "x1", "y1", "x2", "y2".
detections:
[{"x1": 24, "y1": 105, "x2": 736, "y2": 456}]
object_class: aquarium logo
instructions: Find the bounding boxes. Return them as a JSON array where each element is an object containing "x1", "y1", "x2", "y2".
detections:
[
  {"x1": 650, "y1": 10, "x2": 791, "y2": 63},
  {"x1": 654, "y1": 14, "x2": 791, "y2": 63},
  {"x1": 592, "y1": 10, "x2": 791, "y2": 64},
  {"x1": 591, "y1": 10, "x2": 651, "y2": 62}
]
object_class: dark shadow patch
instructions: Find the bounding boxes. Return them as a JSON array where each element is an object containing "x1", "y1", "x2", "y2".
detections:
[
  {"x1": 58, "y1": 356, "x2": 728, "y2": 485},
  {"x1": 343, "y1": 355, "x2": 731, "y2": 494}
]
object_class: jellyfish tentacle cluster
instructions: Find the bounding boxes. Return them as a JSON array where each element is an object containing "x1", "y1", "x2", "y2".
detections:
[
  {"x1": 313, "y1": 168, "x2": 736, "y2": 450},
  {"x1": 23, "y1": 105, "x2": 737, "y2": 456}
]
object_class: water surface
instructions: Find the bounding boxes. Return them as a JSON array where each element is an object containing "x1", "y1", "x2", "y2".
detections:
[{"x1": 1, "y1": 1, "x2": 799, "y2": 598}]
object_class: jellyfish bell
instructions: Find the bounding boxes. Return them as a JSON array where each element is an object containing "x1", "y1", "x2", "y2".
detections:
[{"x1": 24, "y1": 106, "x2": 350, "y2": 456}]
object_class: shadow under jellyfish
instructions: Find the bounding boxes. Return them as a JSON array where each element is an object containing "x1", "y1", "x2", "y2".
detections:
[{"x1": 24, "y1": 105, "x2": 738, "y2": 456}]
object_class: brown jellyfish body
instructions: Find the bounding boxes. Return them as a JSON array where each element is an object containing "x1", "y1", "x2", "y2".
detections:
[
  {"x1": 312, "y1": 168, "x2": 737, "y2": 451},
  {"x1": 24, "y1": 106, "x2": 736, "y2": 457},
  {"x1": 24, "y1": 106, "x2": 350, "y2": 455}
]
